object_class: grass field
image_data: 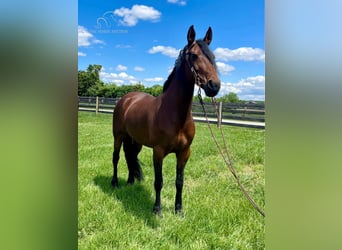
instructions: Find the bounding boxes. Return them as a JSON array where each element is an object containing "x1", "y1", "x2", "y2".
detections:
[{"x1": 78, "y1": 111, "x2": 265, "y2": 249}]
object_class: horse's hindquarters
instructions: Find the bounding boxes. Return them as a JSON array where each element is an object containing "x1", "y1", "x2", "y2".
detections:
[{"x1": 113, "y1": 92, "x2": 159, "y2": 147}]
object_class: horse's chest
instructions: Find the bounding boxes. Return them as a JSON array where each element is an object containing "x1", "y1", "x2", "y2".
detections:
[{"x1": 174, "y1": 123, "x2": 195, "y2": 147}]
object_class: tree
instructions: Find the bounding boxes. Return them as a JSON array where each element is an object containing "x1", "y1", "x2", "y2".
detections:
[
  {"x1": 145, "y1": 85, "x2": 163, "y2": 97},
  {"x1": 101, "y1": 84, "x2": 118, "y2": 98},
  {"x1": 78, "y1": 64, "x2": 104, "y2": 96},
  {"x1": 133, "y1": 83, "x2": 145, "y2": 92},
  {"x1": 218, "y1": 92, "x2": 240, "y2": 103},
  {"x1": 78, "y1": 70, "x2": 91, "y2": 96},
  {"x1": 78, "y1": 66, "x2": 166, "y2": 98}
]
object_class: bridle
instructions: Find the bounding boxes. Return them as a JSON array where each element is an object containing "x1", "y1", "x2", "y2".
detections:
[{"x1": 184, "y1": 43, "x2": 202, "y2": 88}]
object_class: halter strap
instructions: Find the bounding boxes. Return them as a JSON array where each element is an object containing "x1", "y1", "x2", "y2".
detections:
[{"x1": 184, "y1": 43, "x2": 202, "y2": 87}]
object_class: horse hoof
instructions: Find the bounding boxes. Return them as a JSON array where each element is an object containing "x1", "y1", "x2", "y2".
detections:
[
  {"x1": 153, "y1": 206, "x2": 162, "y2": 217},
  {"x1": 134, "y1": 172, "x2": 144, "y2": 181},
  {"x1": 111, "y1": 180, "x2": 119, "y2": 188},
  {"x1": 134, "y1": 167, "x2": 144, "y2": 181},
  {"x1": 175, "y1": 209, "x2": 184, "y2": 218},
  {"x1": 127, "y1": 179, "x2": 134, "y2": 185}
]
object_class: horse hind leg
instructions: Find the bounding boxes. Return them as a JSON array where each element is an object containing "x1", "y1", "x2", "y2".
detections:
[
  {"x1": 133, "y1": 143, "x2": 143, "y2": 181},
  {"x1": 112, "y1": 135, "x2": 123, "y2": 188},
  {"x1": 123, "y1": 137, "x2": 143, "y2": 184}
]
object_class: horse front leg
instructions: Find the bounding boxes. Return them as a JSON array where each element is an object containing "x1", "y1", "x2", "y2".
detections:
[
  {"x1": 152, "y1": 147, "x2": 165, "y2": 216},
  {"x1": 175, "y1": 147, "x2": 190, "y2": 216}
]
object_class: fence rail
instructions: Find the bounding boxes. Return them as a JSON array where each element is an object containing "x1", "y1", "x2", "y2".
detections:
[{"x1": 78, "y1": 96, "x2": 265, "y2": 129}]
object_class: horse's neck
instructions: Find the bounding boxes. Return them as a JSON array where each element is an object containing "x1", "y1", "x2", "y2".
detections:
[{"x1": 161, "y1": 68, "x2": 194, "y2": 123}]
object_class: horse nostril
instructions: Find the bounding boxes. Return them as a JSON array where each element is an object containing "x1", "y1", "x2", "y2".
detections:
[
  {"x1": 208, "y1": 80, "x2": 220, "y2": 91},
  {"x1": 208, "y1": 80, "x2": 215, "y2": 89}
]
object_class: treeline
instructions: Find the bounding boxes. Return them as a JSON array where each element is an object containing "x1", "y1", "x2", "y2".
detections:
[
  {"x1": 78, "y1": 64, "x2": 247, "y2": 103},
  {"x1": 78, "y1": 64, "x2": 164, "y2": 98}
]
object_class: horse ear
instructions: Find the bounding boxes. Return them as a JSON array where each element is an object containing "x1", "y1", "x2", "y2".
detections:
[
  {"x1": 187, "y1": 25, "x2": 195, "y2": 46},
  {"x1": 203, "y1": 27, "x2": 212, "y2": 45}
]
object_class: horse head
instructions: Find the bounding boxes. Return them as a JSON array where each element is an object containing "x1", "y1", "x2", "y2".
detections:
[{"x1": 184, "y1": 25, "x2": 221, "y2": 97}]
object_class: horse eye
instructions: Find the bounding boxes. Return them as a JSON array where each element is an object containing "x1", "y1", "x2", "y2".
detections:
[{"x1": 191, "y1": 54, "x2": 198, "y2": 60}]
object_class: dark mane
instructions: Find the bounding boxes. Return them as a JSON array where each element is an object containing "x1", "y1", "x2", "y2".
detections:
[
  {"x1": 163, "y1": 49, "x2": 184, "y2": 93},
  {"x1": 163, "y1": 67, "x2": 176, "y2": 92}
]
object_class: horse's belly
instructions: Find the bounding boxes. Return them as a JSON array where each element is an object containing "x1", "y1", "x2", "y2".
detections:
[
  {"x1": 126, "y1": 124, "x2": 155, "y2": 147},
  {"x1": 119, "y1": 93, "x2": 155, "y2": 146},
  {"x1": 125, "y1": 110, "x2": 156, "y2": 147}
]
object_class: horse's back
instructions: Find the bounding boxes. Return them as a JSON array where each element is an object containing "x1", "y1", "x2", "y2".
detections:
[{"x1": 114, "y1": 92, "x2": 156, "y2": 116}]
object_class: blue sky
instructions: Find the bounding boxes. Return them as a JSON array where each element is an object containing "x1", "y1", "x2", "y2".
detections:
[{"x1": 78, "y1": 0, "x2": 264, "y2": 100}]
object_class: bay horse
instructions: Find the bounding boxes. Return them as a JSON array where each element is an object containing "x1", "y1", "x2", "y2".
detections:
[{"x1": 111, "y1": 25, "x2": 220, "y2": 215}]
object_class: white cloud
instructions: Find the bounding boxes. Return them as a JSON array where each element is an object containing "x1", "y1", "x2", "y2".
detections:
[
  {"x1": 134, "y1": 66, "x2": 145, "y2": 72},
  {"x1": 114, "y1": 5, "x2": 161, "y2": 26},
  {"x1": 118, "y1": 72, "x2": 130, "y2": 78},
  {"x1": 78, "y1": 51, "x2": 86, "y2": 57},
  {"x1": 220, "y1": 84, "x2": 242, "y2": 94},
  {"x1": 242, "y1": 75, "x2": 265, "y2": 85},
  {"x1": 167, "y1": 0, "x2": 187, "y2": 6},
  {"x1": 93, "y1": 39, "x2": 105, "y2": 45},
  {"x1": 220, "y1": 75, "x2": 265, "y2": 101},
  {"x1": 214, "y1": 47, "x2": 265, "y2": 62},
  {"x1": 78, "y1": 25, "x2": 104, "y2": 47},
  {"x1": 78, "y1": 25, "x2": 92, "y2": 47},
  {"x1": 115, "y1": 44, "x2": 132, "y2": 49},
  {"x1": 100, "y1": 71, "x2": 138, "y2": 84},
  {"x1": 116, "y1": 64, "x2": 128, "y2": 71},
  {"x1": 216, "y1": 62, "x2": 235, "y2": 75},
  {"x1": 144, "y1": 77, "x2": 164, "y2": 83},
  {"x1": 148, "y1": 46, "x2": 179, "y2": 58}
]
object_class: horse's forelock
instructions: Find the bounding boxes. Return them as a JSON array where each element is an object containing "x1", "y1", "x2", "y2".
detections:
[{"x1": 196, "y1": 40, "x2": 216, "y2": 68}]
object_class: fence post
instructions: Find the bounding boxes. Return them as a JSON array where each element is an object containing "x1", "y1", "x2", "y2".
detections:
[
  {"x1": 96, "y1": 96, "x2": 99, "y2": 114},
  {"x1": 217, "y1": 101, "x2": 222, "y2": 128}
]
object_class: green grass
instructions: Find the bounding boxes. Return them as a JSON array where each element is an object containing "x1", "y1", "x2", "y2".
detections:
[{"x1": 78, "y1": 111, "x2": 265, "y2": 249}]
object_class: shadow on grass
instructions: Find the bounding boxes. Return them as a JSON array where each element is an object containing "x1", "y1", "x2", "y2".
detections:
[{"x1": 93, "y1": 175, "x2": 159, "y2": 228}]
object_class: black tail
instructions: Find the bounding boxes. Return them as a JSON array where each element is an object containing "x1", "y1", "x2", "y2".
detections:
[{"x1": 123, "y1": 137, "x2": 143, "y2": 184}]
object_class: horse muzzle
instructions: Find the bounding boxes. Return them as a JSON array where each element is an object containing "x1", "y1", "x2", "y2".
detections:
[{"x1": 201, "y1": 80, "x2": 221, "y2": 97}]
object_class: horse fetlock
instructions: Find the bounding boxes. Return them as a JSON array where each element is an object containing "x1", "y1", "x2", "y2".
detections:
[
  {"x1": 127, "y1": 176, "x2": 135, "y2": 185},
  {"x1": 134, "y1": 165, "x2": 144, "y2": 181},
  {"x1": 175, "y1": 203, "x2": 183, "y2": 211},
  {"x1": 111, "y1": 178, "x2": 119, "y2": 188},
  {"x1": 175, "y1": 207, "x2": 184, "y2": 218},
  {"x1": 153, "y1": 205, "x2": 162, "y2": 217}
]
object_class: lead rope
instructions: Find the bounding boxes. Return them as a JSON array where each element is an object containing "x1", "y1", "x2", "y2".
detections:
[{"x1": 197, "y1": 89, "x2": 265, "y2": 217}]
